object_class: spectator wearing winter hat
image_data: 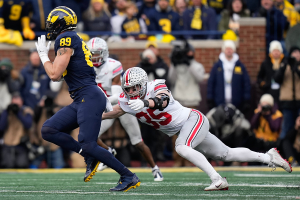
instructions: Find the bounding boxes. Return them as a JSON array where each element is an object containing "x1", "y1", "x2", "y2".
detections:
[
  {"x1": 207, "y1": 40, "x2": 251, "y2": 114},
  {"x1": 257, "y1": 40, "x2": 285, "y2": 104},
  {"x1": 250, "y1": 94, "x2": 283, "y2": 152},
  {"x1": 274, "y1": 46, "x2": 300, "y2": 139}
]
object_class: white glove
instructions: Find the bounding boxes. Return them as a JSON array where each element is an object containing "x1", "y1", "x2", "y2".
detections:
[
  {"x1": 35, "y1": 35, "x2": 51, "y2": 65},
  {"x1": 128, "y1": 99, "x2": 147, "y2": 111}
]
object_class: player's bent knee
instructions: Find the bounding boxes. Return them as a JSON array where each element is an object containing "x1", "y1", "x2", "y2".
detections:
[
  {"x1": 175, "y1": 144, "x2": 189, "y2": 158},
  {"x1": 41, "y1": 126, "x2": 58, "y2": 141}
]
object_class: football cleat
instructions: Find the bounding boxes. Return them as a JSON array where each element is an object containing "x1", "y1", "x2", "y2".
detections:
[
  {"x1": 152, "y1": 168, "x2": 164, "y2": 181},
  {"x1": 109, "y1": 173, "x2": 141, "y2": 192},
  {"x1": 267, "y1": 148, "x2": 292, "y2": 173},
  {"x1": 84, "y1": 156, "x2": 100, "y2": 182},
  {"x1": 97, "y1": 147, "x2": 117, "y2": 171},
  {"x1": 204, "y1": 177, "x2": 229, "y2": 191}
]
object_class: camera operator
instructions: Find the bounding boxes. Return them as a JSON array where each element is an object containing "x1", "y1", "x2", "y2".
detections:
[
  {"x1": 0, "y1": 94, "x2": 33, "y2": 168},
  {"x1": 250, "y1": 94, "x2": 283, "y2": 152},
  {"x1": 136, "y1": 42, "x2": 169, "y2": 83},
  {"x1": 168, "y1": 40, "x2": 205, "y2": 167},
  {"x1": 168, "y1": 40, "x2": 205, "y2": 108},
  {"x1": 0, "y1": 58, "x2": 20, "y2": 114},
  {"x1": 274, "y1": 46, "x2": 300, "y2": 139}
]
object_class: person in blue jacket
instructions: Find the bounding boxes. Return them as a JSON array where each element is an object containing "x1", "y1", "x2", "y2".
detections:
[
  {"x1": 182, "y1": 0, "x2": 217, "y2": 39},
  {"x1": 207, "y1": 40, "x2": 251, "y2": 113},
  {"x1": 147, "y1": 0, "x2": 181, "y2": 33}
]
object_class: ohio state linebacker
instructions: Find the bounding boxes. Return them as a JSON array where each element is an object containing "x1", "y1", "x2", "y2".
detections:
[
  {"x1": 103, "y1": 67, "x2": 292, "y2": 191},
  {"x1": 86, "y1": 38, "x2": 163, "y2": 181}
]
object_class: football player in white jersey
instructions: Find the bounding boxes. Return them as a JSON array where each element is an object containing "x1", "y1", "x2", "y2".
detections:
[
  {"x1": 102, "y1": 67, "x2": 293, "y2": 191},
  {"x1": 86, "y1": 37, "x2": 164, "y2": 181}
]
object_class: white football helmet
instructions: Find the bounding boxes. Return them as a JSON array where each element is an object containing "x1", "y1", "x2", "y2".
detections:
[
  {"x1": 121, "y1": 67, "x2": 148, "y2": 99},
  {"x1": 86, "y1": 37, "x2": 109, "y2": 67}
]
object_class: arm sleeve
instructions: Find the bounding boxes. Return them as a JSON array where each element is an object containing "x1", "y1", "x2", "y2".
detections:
[
  {"x1": 153, "y1": 79, "x2": 169, "y2": 95},
  {"x1": 189, "y1": 61, "x2": 205, "y2": 83}
]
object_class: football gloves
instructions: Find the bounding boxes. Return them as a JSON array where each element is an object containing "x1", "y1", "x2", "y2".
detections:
[{"x1": 35, "y1": 35, "x2": 51, "y2": 65}]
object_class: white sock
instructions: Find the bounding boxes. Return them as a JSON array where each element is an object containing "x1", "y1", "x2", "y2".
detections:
[
  {"x1": 176, "y1": 145, "x2": 221, "y2": 181},
  {"x1": 225, "y1": 148, "x2": 271, "y2": 164},
  {"x1": 152, "y1": 165, "x2": 159, "y2": 171}
]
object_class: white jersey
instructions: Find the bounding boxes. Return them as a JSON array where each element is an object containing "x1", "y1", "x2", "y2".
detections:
[
  {"x1": 118, "y1": 79, "x2": 191, "y2": 136},
  {"x1": 94, "y1": 58, "x2": 123, "y2": 96}
]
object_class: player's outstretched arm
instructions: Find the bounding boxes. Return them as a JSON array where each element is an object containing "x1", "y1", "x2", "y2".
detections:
[
  {"x1": 128, "y1": 90, "x2": 170, "y2": 111},
  {"x1": 102, "y1": 104, "x2": 126, "y2": 120}
]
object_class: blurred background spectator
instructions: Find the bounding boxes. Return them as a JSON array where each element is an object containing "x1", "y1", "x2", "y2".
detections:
[
  {"x1": 206, "y1": 103, "x2": 251, "y2": 165},
  {"x1": 257, "y1": 40, "x2": 285, "y2": 104},
  {"x1": 207, "y1": 40, "x2": 251, "y2": 114},
  {"x1": 110, "y1": 0, "x2": 128, "y2": 34},
  {"x1": 83, "y1": 0, "x2": 112, "y2": 34},
  {"x1": 274, "y1": 46, "x2": 300, "y2": 139},
  {"x1": 137, "y1": 41, "x2": 169, "y2": 82},
  {"x1": 274, "y1": 0, "x2": 300, "y2": 27},
  {"x1": 147, "y1": 0, "x2": 180, "y2": 34},
  {"x1": 218, "y1": 0, "x2": 250, "y2": 36},
  {"x1": 0, "y1": 94, "x2": 33, "y2": 168},
  {"x1": 0, "y1": 0, "x2": 35, "y2": 40},
  {"x1": 250, "y1": 94, "x2": 282, "y2": 152},
  {"x1": 282, "y1": 114, "x2": 300, "y2": 166},
  {"x1": 0, "y1": 58, "x2": 20, "y2": 114},
  {"x1": 30, "y1": 0, "x2": 61, "y2": 32},
  {"x1": 168, "y1": 40, "x2": 205, "y2": 166},
  {"x1": 173, "y1": 0, "x2": 187, "y2": 29},
  {"x1": 253, "y1": 0, "x2": 288, "y2": 53},
  {"x1": 183, "y1": 0, "x2": 217, "y2": 39},
  {"x1": 121, "y1": 2, "x2": 147, "y2": 40}
]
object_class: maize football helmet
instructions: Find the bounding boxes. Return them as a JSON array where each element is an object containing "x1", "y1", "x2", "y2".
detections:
[{"x1": 45, "y1": 6, "x2": 77, "y2": 40}]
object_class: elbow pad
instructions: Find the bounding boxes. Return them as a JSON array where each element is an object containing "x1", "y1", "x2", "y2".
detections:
[{"x1": 150, "y1": 93, "x2": 170, "y2": 111}]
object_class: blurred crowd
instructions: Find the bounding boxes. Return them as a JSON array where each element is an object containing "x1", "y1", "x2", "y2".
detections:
[
  {"x1": 1, "y1": 39, "x2": 300, "y2": 169},
  {"x1": 0, "y1": 0, "x2": 300, "y2": 169},
  {"x1": 1, "y1": 0, "x2": 300, "y2": 49}
]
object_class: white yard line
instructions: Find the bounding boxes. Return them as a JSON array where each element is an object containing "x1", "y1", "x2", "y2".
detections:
[{"x1": 234, "y1": 173, "x2": 300, "y2": 177}]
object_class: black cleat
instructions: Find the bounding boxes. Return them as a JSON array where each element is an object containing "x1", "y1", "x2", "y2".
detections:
[
  {"x1": 84, "y1": 156, "x2": 100, "y2": 182},
  {"x1": 109, "y1": 173, "x2": 141, "y2": 192}
]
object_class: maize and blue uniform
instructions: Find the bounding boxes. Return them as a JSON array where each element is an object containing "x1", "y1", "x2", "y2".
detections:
[
  {"x1": 0, "y1": 0, "x2": 32, "y2": 31},
  {"x1": 42, "y1": 31, "x2": 107, "y2": 151}
]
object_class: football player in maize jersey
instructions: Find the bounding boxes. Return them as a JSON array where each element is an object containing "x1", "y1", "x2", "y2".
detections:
[
  {"x1": 103, "y1": 67, "x2": 292, "y2": 191},
  {"x1": 86, "y1": 37, "x2": 164, "y2": 181},
  {"x1": 0, "y1": 0, "x2": 35, "y2": 40},
  {"x1": 34, "y1": 6, "x2": 140, "y2": 192}
]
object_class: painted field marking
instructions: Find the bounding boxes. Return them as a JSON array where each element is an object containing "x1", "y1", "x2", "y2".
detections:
[
  {"x1": 234, "y1": 173, "x2": 300, "y2": 177},
  {"x1": 0, "y1": 167, "x2": 299, "y2": 173}
]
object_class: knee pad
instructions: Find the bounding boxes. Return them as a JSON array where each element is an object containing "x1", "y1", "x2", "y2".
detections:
[{"x1": 41, "y1": 126, "x2": 58, "y2": 141}]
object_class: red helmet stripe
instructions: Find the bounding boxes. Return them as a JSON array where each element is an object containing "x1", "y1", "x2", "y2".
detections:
[
  {"x1": 125, "y1": 69, "x2": 131, "y2": 85},
  {"x1": 92, "y1": 38, "x2": 95, "y2": 48}
]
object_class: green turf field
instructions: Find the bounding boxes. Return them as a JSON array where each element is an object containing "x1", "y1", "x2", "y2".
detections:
[{"x1": 0, "y1": 167, "x2": 299, "y2": 200}]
